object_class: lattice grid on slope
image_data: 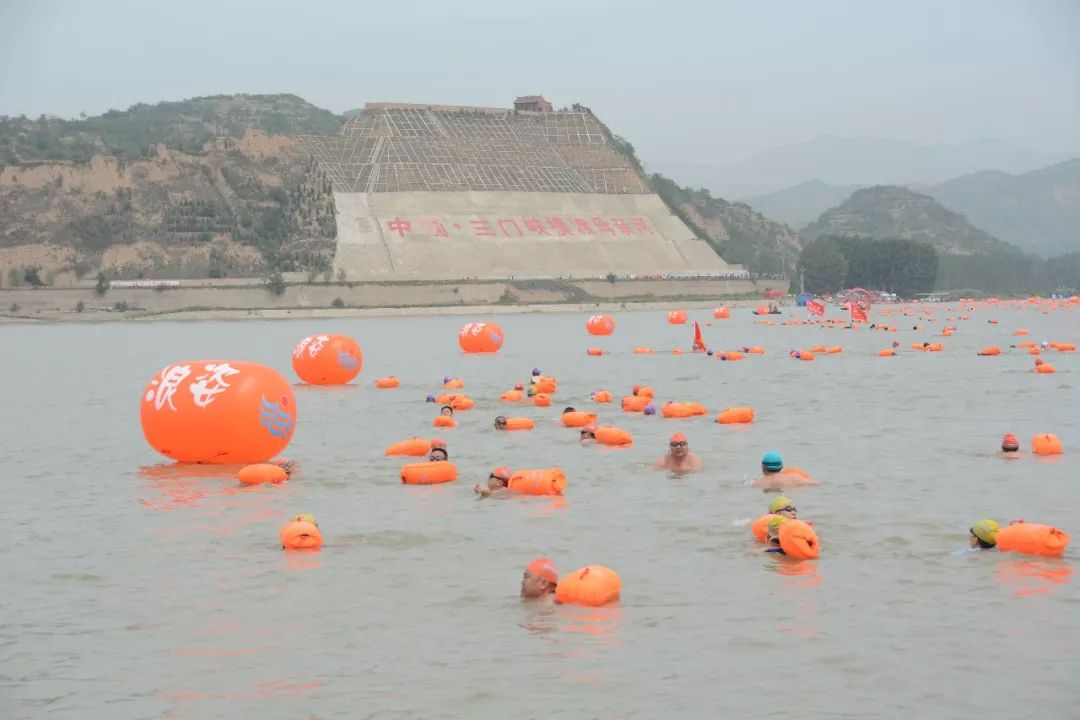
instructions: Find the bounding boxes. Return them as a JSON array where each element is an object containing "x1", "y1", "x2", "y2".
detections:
[{"x1": 299, "y1": 106, "x2": 648, "y2": 194}]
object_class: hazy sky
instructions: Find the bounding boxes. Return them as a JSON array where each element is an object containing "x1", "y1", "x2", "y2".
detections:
[{"x1": 1, "y1": 0, "x2": 1077, "y2": 165}]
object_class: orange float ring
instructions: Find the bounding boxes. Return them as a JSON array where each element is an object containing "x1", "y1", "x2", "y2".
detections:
[
  {"x1": 505, "y1": 417, "x2": 535, "y2": 431},
  {"x1": 237, "y1": 463, "x2": 288, "y2": 485},
  {"x1": 500, "y1": 389, "x2": 523, "y2": 402},
  {"x1": 996, "y1": 523, "x2": 1070, "y2": 557},
  {"x1": 667, "y1": 310, "x2": 688, "y2": 325},
  {"x1": 621, "y1": 395, "x2": 650, "y2": 412},
  {"x1": 778, "y1": 519, "x2": 820, "y2": 559},
  {"x1": 977, "y1": 347, "x2": 1001, "y2": 356},
  {"x1": 1031, "y1": 433, "x2": 1063, "y2": 455},
  {"x1": 401, "y1": 461, "x2": 458, "y2": 485},
  {"x1": 713, "y1": 307, "x2": 730, "y2": 319},
  {"x1": 292, "y1": 334, "x2": 363, "y2": 385},
  {"x1": 595, "y1": 427, "x2": 633, "y2": 446},
  {"x1": 555, "y1": 565, "x2": 621, "y2": 606},
  {"x1": 586, "y1": 348, "x2": 604, "y2": 356},
  {"x1": 385, "y1": 438, "x2": 431, "y2": 457},
  {"x1": 434, "y1": 415, "x2": 456, "y2": 428},
  {"x1": 533, "y1": 393, "x2": 552, "y2": 407},
  {"x1": 716, "y1": 407, "x2": 754, "y2": 424},
  {"x1": 561, "y1": 411, "x2": 597, "y2": 428},
  {"x1": 458, "y1": 321, "x2": 504, "y2": 353},
  {"x1": 374, "y1": 376, "x2": 400, "y2": 389},
  {"x1": 592, "y1": 390, "x2": 613, "y2": 403},
  {"x1": 751, "y1": 513, "x2": 776, "y2": 542},
  {"x1": 280, "y1": 519, "x2": 323, "y2": 550},
  {"x1": 140, "y1": 360, "x2": 296, "y2": 464},
  {"x1": 507, "y1": 468, "x2": 567, "y2": 496},
  {"x1": 586, "y1": 314, "x2": 615, "y2": 336}
]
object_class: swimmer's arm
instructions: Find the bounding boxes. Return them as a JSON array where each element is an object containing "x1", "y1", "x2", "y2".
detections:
[{"x1": 473, "y1": 484, "x2": 493, "y2": 497}]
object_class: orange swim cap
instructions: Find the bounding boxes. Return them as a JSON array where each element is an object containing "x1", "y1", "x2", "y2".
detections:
[
  {"x1": 1002, "y1": 433, "x2": 1019, "y2": 451},
  {"x1": 526, "y1": 557, "x2": 559, "y2": 584},
  {"x1": 490, "y1": 466, "x2": 511, "y2": 480},
  {"x1": 583, "y1": 423, "x2": 597, "y2": 433},
  {"x1": 670, "y1": 432, "x2": 687, "y2": 443},
  {"x1": 430, "y1": 438, "x2": 446, "y2": 449}
]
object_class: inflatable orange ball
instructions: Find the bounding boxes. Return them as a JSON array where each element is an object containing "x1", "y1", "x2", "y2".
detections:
[
  {"x1": 141, "y1": 360, "x2": 296, "y2": 463},
  {"x1": 458, "y1": 322, "x2": 504, "y2": 353},
  {"x1": 667, "y1": 310, "x2": 688, "y2": 325},
  {"x1": 292, "y1": 334, "x2": 363, "y2": 385},
  {"x1": 713, "y1": 307, "x2": 730, "y2": 319},
  {"x1": 586, "y1": 314, "x2": 616, "y2": 336}
]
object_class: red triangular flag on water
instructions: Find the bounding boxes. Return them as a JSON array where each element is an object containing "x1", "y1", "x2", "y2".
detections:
[
  {"x1": 692, "y1": 321, "x2": 706, "y2": 352},
  {"x1": 806, "y1": 300, "x2": 825, "y2": 317}
]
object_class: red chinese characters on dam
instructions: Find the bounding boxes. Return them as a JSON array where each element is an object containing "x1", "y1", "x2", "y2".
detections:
[{"x1": 384, "y1": 216, "x2": 654, "y2": 239}]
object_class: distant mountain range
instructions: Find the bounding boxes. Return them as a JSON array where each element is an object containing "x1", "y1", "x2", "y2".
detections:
[
  {"x1": 743, "y1": 159, "x2": 1080, "y2": 257},
  {"x1": 649, "y1": 136, "x2": 1072, "y2": 200}
]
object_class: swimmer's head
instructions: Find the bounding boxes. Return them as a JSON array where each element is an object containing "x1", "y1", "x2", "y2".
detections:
[
  {"x1": 489, "y1": 466, "x2": 512, "y2": 488},
  {"x1": 440, "y1": 405, "x2": 454, "y2": 416},
  {"x1": 669, "y1": 432, "x2": 688, "y2": 457},
  {"x1": 514, "y1": 382, "x2": 524, "y2": 391},
  {"x1": 632, "y1": 384, "x2": 641, "y2": 395},
  {"x1": 768, "y1": 496, "x2": 797, "y2": 518},
  {"x1": 562, "y1": 406, "x2": 576, "y2": 414},
  {"x1": 1001, "y1": 433, "x2": 1019, "y2": 452},
  {"x1": 442, "y1": 376, "x2": 451, "y2": 384},
  {"x1": 521, "y1": 557, "x2": 558, "y2": 598},
  {"x1": 580, "y1": 423, "x2": 597, "y2": 441},
  {"x1": 293, "y1": 513, "x2": 317, "y2": 525},
  {"x1": 493, "y1": 415, "x2": 508, "y2": 430},
  {"x1": 532, "y1": 368, "x2": 541, "y2": 377},
  {"x1": 762, "y1": 451, "x2": 783, "y2": 473},
  {"x1": 425, "y1": 394, "x2": 436, "y2": 403},
  {"x1": 526, "y1": 386, "x2": 537, "y2": 396},
  {"x1": 643, "y1": 404, "x2": 656, "y2": 415},
  {"x1": 1041, "y1": 341, "x2": 1049, "y2": 348},
  {"x1": 970, "y1": 519, "x2": 1000, "y2": 549},
  {"x1": 428, "y1": 448, "x2": 448, "y2": 462}
]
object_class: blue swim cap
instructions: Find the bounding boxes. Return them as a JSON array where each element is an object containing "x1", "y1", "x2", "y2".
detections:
[
  {"x1": 643, "y1": 404, "x2": 656, "y2": 415},
  {"x1": 532, "y1": 368, "x2": 541, "y2": 375},
  {"x1": 442, "y1": 376, "x2": 450, "y2": 383},
  {"x1": 426, "y1": 394, "x2": 436, "y2": 402},
  {"x1": 762, "y1": 451, "x2": 783, "y2": 471}
]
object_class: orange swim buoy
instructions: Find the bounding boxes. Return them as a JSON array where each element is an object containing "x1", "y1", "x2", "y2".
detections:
[
  {"x1": 443, "y1": 378, "x2": 464, "y2": 389},
  {"x1": 672, "y1": 348, "x2": 684, "y2": 355},
  {"x1": 977, "y1": 346, "x2": 1001, "y2": 356},
  {"x1": 1013, "y1": 328, "x2": 1029, "y2": 336},
  {"x1": 1035, "y1": 363, "x2": 1056, "y2": 374},
  {"x1": 292, "y1": 334, "x2": 363, "y2": 385},
  {"x1": 633, "y1": 347, "x2": 654, "y2": 354},
  {"x1": 434, "y1": 415, "x2": 456, "y2": 428},
  {"x1": 637, "y1": 386, "x2": 655, "y2": 399},
  {"x1": 592, "y1": 390, "x2": 613, "y2": 403},
  {"x1": 586, "y1": 348, "x2": 604, "y2": 356},
  {"x1": 719, "y1": 351, "x2": 745, "y2": 361},
  {"x1": 667, "y1": 310, "x2": 688, "y2": 325},
  {"x1": 500, "y1": 390, "x2": 524, "y2": 402},
  {"x1": 1031, "y1": 433, "x2": 1063, "y2": 455},
  {"x1": 746, "y1": 346, "x2": 765, "y2": 354},
  {"x1": 555, "y1": 566, "x2": 621, "y2": 606},
  {"x1": 716, "y1": 407, "x2": 754, "y2": 424},
  {"x1": 458, "y1": 321, "x2": 504, "y2": 354},
  {"x1": 280, "y1": 519, "x2": 323, "y2": 550},
  {"x1": 809, "y1": 345, "x2": 826, "y2": 353},
  {"x1": 926, "y1": 344, "x2": 943, "y2": 352},
  {"x1": 825, "y1": 346, "x2": 842, "y2": 354},
  {"x1": 505, "y1": 417, "x2": 535, "y2": 431},
  {"x1": 586, "y1": 314, "x2": 615, "y2": 336},
  {"x1": 798, "y1": 351, "x2": 816, "y2": 361},
  {"x1": 449, "y1": 395, "x2": 474, "y2": 410},
  {"x1": 374, "y1": 376, "x2": 400, "y2": 389},
  {"x1": 713, "y1": 307, "x2": 730, "y2": 319},
  {"x1": 661, "y1": 402, "x2": 692, "y2": 418},
  {"x1": 1029, "y1": 348, "x2": 1041, "y2": 356},
  {"x1": 621, "y1": 395, "x2": 650, "y2": 412},
  {"x1": 561, "y1": 411, "x2": 597, "y2": 428},
  {"x1": 595, "y1": 426, "x2": 633, "y2": 446},
  {"x1": 996, "y1": 523, "x2": 1070, "y2": 557},
  {"x1": 401, "y1": 462, "x2": 459, "y2": 485},
  {"x1": 778, "y1": 519, "x2": 820, "y2": 559},
  {"x1": 1017, "y1": 341, "x2": 1036, "y2": 348},
  {"x1": 507, "y1": 468, "x2": 567, "y2": 496},
  {"x1": 533, "y1": 378, "x2": 557, "y2": 394},
  {"x1": 385, "y1": 438, "x2": 431, "y2": 457},
  {"x1": 533, "y1": 393, "x2": 552, "y2": 407},
  {"x1": 237, "y1": 463, "x2": 287, "y2": 485},
  {"x1": 878, "y1": 349, "x2": 896, "y2": 356},
  {"x1": 751, "y1": 513, "x2": 776, "y2": 542},
  {"x1": 1054, "y1": 342, "x2": 1076, "y2": 352}
]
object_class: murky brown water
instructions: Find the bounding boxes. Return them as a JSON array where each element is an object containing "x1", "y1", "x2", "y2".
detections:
[{"x1": 3, "y1": 306, "x2": 1077, "y2": 719}]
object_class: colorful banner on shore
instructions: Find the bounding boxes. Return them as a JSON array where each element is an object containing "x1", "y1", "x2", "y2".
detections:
[{"x1": 806, "y1": 300, "x2": 825, "y2": 317}]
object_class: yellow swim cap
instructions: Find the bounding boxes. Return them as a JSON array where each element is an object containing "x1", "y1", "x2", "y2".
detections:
[
  {"x1": 294, "y1": 513, "x2": 317, "y2": 525},
  {"x1": 767, "y1": 515, "x2": 788, "y2": 534},
  {"x1": 768, "y1": 496, "x2": 794, "y2": 513},
  {"x1": 971, "y1": 519, "x2": 1000, "y2": 546}
]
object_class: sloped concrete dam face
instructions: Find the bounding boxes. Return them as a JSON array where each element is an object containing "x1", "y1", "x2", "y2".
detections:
[
  {"x1": 301, "y1": 104, "x2": 736, "y2": 280},
  {"x1": 332, "y1": 191, "x2": 730, "y2": 280}
]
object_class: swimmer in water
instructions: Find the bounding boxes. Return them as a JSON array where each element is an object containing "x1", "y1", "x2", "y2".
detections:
[
  {"x1": 580, "y1": 423, "x2": 597, "y2": 444},
  {"x1": 439, "y1": 405, "x2": 454, "y2": 417},
  {"x1": 294, "y1": 513, "x2": 317, "y2": 526},
  {"x1": 653, "y1": 432, "x2": 703, "y2": 472},
  {"x1": 493, "y1": 415, "x2": 509, "y2": 430},
  {"x1": 768, "y1": 496, "x2": 797, "y2": 519},
  {"x1": 474, "y1": 466, "x2": 512, "y2": 497},
  {"x1": 425, "y1": 394, "x2": 437, "y2": 403},
  {"x1": 428, "y1": 439, "x2": 448, "y2": 462},
  {"x1": 1001, "y1": 433, "x2": 1020, "y2": 453},
  {"x1": 969, "y1": 519, "x2": 1000, "y2": 550},
  {"x1": 764, "y1": 516, "x2": 787, "y2": 553},
  {"x1": 761, "y1": 451, "x2": 784, "y2": 476},
  {"x1": 562, "y1": 406, "x2": 576, "y2": 415},
  {"x1": 753, "y1": 451, "x2": 821, "y2": 489},
  {"x1": 274, "y1": 459, "x2": 297, "y2": 478},
  {"x1": 521, "y1": 557, "x2": 559, "y2": 600}
]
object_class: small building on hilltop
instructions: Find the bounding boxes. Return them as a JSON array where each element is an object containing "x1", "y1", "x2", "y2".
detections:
[{"x1": 514, "y1": 95, "x2": 552, "y2": 112}]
